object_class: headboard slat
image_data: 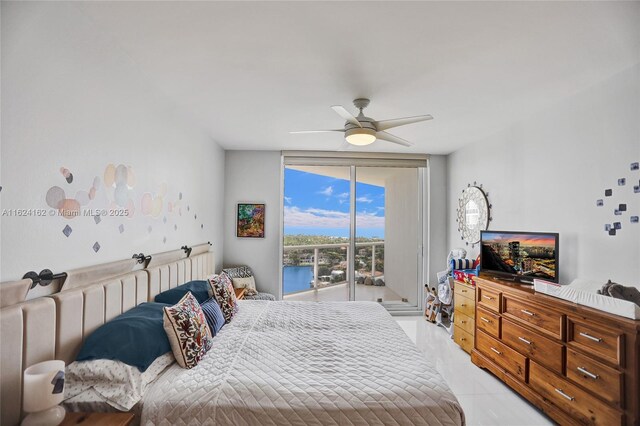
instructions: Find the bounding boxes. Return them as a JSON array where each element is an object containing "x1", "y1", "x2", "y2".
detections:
[
  {"x1": 1, "y1": 305, "x2": 24, "y2": 426},
  {"x1": 53, "y1": 291, "x2": 84, "y2": 364},
  {"x1": 103, "y1": 281, "x2": 121, "y2": 322},
  {"x1": 83, "y1": 286, "x2": 105, "y2": 338},
  {"x1": 22, "y1": 299, "x2": 56, "y2": 368}
]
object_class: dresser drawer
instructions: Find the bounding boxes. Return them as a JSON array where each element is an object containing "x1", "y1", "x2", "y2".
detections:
[
  {"x1": 454, "y1": 281, "x2": 475, "y2": 300},
  {"x1": 454, "y1": 311, "x2": 475, "y2": 336},
  {"x1": 476, "y1": 307, "x2": 501, "y2": 338},
  {"x1": 502, "y1": 295, "x2": 564, "y2": 340},
  {"x1": 501, "y1": 319, "x2": 563, "y2": 374},
  {"x1": 529, "y1": 362, "x2": 622, "y2": 426},
  {"x1": 566, "y1": 349, "x2": 623, "y2": 407},
  {"x1": 567, "y1": 319, "x2": 624, "y2": 367},
  {"x1": 476, "y1": 330, "x2": 527, "y2": 382},
  {"x1": 454, "y1": 294, "x2": 475, "y2": 318},
  {"x1": 454, "y1": 326, "x2": 474, "y2": 354},
  {"x1": 477, "y1": 285, "x2": 501, "y2": 312}
]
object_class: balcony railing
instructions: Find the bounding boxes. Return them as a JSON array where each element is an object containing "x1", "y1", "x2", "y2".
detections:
[{"x1": 283, "y1": 241, "x2": 384, "y2": 290}]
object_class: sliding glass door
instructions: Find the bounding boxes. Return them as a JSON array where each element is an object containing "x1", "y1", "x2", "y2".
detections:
[
  {"x1": 282, "y1": 165, "x2": 352, "y2": 302},
  {"x1": 354, "y1": 166, "x2": 421, "y2": 310},
  {"x1": 281, "y1": 153, "x2": 425, "y2": 312}
]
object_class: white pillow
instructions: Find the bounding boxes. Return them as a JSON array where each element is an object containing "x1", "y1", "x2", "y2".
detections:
[
  {"x1": 231, "y1": 276, "x2": 258, "y2": 295},
  {"x1": 64, "y1": 352, "x2": 174, "y2": 410}
]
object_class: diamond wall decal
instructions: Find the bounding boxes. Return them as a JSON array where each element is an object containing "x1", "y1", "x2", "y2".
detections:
[
  {"x1": 62, "y1": 225, "x2": 72, "y2": 237},
  {"x1": 92, "y1": 242, "x2": 101, "y2": 252}
]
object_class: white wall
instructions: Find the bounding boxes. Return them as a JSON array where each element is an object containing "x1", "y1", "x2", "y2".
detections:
[
  {"x1": 223, "y1": 151, "x2": 282, "y2": 297},
  {"x1": 447, "y1": 65, "x2": 640, "y2": 285},
  {"x1": 427, "y1": 155, "x2": 448, "y2": 284},
  {"x1": 0, "y1": 2, "x2": 225, "y2": 280}
]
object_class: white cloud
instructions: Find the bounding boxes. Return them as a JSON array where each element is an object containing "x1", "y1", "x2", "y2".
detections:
[
  {"x1": 284, "y1": 196, "x2": 292, "y2": 204},
  {"x1": 356, "y1": 196, "x2": 373, "y2": 203},
  {"x1": 284, "y1": 206, "x2": 384, "y2": 229},
  {"x1": 337, "y1": 192, "x2": 349, "y2": 199},
  {"x1": 317, "y1": 186, "x2": 333, "y2": 196}
]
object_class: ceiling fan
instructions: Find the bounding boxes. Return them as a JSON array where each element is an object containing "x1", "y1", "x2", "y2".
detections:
[{"x1": 290, "y1": 98, "x2": 433, "y2": 147}]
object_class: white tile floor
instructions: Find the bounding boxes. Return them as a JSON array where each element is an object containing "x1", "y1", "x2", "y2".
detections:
[{"x1": 396, "y1": 316, "x2": 554, "y2": 426}]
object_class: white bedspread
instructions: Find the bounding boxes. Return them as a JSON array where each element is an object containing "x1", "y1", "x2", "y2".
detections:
[{"x1": 142, "y1": 301, "x2": 464, "y2": 426}]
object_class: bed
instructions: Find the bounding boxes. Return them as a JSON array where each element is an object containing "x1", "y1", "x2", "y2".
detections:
[
  {"x1": 142, "y1": 300, "x2": 464, "y2": 425},
  {"x1": 0, "y1": 248, "x2": 464, "y2": 426}
]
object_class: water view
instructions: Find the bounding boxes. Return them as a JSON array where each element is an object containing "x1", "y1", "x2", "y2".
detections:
[{"x1": 283, "y1": 265, "x2": 314, "y2": 294}]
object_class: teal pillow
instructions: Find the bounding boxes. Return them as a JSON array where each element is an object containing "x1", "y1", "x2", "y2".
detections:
[
  {"x1": 154, "y1": 280, "x2": 210, "y2": 304},
  {"x1": 75, "y1": 302, "x2": 171, "y2": 371}
]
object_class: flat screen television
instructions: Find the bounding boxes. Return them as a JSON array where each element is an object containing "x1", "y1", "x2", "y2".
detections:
[{"x1": 480, "y1": 230, "x2": 559, "y2": 284}]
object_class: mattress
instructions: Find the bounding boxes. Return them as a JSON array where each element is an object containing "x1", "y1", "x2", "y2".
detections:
[
  {"x1": 535, "y1": 278, "x2": 640, "y2": 320},
  {"x1": 142, "y1": 300, "x2": 464, "y2": 426}
]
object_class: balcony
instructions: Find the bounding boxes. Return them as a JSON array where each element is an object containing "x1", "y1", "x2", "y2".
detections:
[{"x1": 282, "y1": 241, "x2": 409, "y2": 305}]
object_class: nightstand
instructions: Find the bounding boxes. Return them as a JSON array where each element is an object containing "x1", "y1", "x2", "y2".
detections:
[
  {"x1": 60, "y1": 412, "x2": 134, "y2": 426},
  {"x1": 234, "y1": 287, "x2": 246, "y2": 300}
]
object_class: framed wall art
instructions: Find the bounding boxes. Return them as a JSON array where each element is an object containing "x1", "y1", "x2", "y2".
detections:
[{"x1": 236, "y1": 203, "x2": 265, "y2": 238}]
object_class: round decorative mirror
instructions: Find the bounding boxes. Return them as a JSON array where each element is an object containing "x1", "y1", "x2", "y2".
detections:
[{"x1": 456, "y1": 184, "x2": 491, "y2": 246}]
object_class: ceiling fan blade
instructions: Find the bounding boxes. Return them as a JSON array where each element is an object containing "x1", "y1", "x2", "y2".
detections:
[
  {"x1": 331, "y1": 105, "x2": 362, "y2": 128},
  {"x1": 374, "y1": 114, "x2": 433, "y2": 131},
  {"x1": 290, "y1": 129, "x2": 345, "y2": 134},
  {"x1": 376, "y1": 131, "x2": 413, "y2": 147}
]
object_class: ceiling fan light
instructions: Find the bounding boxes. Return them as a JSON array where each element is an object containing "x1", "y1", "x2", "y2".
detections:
[{"x1": 345, "y1": 128, "x2": 376, "y2": 146}]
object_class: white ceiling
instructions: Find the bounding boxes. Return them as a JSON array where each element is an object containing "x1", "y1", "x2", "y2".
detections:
[{"x1": 72, "y1": 1, "x2": 639, "y2": 154}]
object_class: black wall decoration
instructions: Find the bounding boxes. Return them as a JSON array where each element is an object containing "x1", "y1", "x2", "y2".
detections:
[{"x1": 598, "y1": 161, "x2": 639, "y2": 236}]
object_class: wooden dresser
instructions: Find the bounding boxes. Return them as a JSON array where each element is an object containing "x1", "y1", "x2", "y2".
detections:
[
  {"x1": 453, "y1": 280, "x2": 476, "y2": 353},
  {"x1": 471, "y1": 275, "x2": 640, "y2": 426}
]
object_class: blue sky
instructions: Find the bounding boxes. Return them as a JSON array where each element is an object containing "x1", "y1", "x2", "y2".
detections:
[{"x1": 284, "y1": 168, "x2": 385, "y2": 238}]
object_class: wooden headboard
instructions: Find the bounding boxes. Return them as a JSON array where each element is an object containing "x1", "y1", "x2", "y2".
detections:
[{"x1": 0, "y1": 247, "x2": 214, "y2": 426}]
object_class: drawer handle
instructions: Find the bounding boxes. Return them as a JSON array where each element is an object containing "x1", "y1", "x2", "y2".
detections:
[
  {"x1": 460, "y1": 320, "x2": 466, "y2": 324},
  {"x1": 518, "y1": 336, "x2": 532, "y2": 345},
  {"x1": 480, "y1": 317, "x2": 491, "y2": 323},
  {"x1": 577, "y1": 367, "x2": 599, "y2": 380},
  {"x1": 554, "y1": 388, "x2": 575, "y2": 401},
  {"x1": 483, "y1": 295, "x2": 495, "y2": 300},
  {"x1": 579, "y1": 332, "x2": 603, "y2": 342},
  {"x1": 490, "y1": 347, "x2": 502, "y2": 355},
  {"x1": 520, "y1": 309, "x2": 535, "y2": 316}
]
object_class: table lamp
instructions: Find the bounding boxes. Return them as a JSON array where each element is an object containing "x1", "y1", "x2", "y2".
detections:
[{"x1": 22, "y1": 360, "x2": 66, "y2": 426}]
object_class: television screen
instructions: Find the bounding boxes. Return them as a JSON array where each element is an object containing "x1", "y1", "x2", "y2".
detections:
[{"x1": 480, "y1": 231, "x2": 559, "y2": 283}]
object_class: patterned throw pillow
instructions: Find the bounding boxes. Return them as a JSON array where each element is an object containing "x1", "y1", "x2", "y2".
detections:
[
  {"x1": 200, "y1": 297, "x2": 225, "y2": 336},
  {"x1": 163, "y1": 292, "x2": 213, "y2": 369},
  {"x1": 231, "y1": 276, "x2": 258, "y2": 296},
  {"x1": 222, "y1": 265, "x2": 253, "y2": 279},
  {"x1": 207, "y1": 273, "x2": 238, "y2": 323}
]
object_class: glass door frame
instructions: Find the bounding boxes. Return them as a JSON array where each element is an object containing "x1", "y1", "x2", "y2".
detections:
[{"x1": 280, "y1": 152, "x2": 428, "y2": 314}]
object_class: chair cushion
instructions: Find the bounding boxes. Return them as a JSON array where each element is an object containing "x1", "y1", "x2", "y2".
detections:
[
  {"x1": 243, "y1": 292, "x2": 276, "y2": 301},
  {"x1": 222, "y1": 265, "x2": 253, "y2": 279},
  {"x1": 231, "y1": 276, "x2": 258, "y2": 296}
]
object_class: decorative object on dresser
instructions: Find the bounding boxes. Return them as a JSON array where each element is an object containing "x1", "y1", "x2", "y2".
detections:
[
  {"x1": 453, "y1": 280, "x2": 476, "y2": 354},
  {"x1": 471, "y1": 275, "x2": 640, "y2": 426},
  {"x1": 59, "y1": 412, "x2": 134, "y2": 426},
  {"x1": 455, "y1": 183, "x2": 491, "y2": 247},
  {"x1": 22, "y1": 360, "x2": 66, "y2": 426}
]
